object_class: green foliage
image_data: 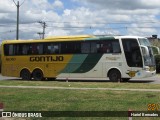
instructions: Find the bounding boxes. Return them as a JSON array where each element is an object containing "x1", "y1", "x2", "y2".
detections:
[
  {"x1": 151, "y1": 39, "x2": 160, "y2": 47},
  {"x1": 152, "y1": 46, "x2": 159, "y2": 55},
  {"x1": 0, "y1": 54, "x2": 2, "y2": 73},
  {"x1": 155, "y1": 54, "x2": 160, "y2": 73}
]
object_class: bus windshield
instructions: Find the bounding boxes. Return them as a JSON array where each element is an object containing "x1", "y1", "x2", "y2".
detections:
[
  {"x1": 138, "y1": 38, "x2": 151, "y2": 46},
  {"x1": 138, "y1": 38, "x2": 155, "y2": 67}
]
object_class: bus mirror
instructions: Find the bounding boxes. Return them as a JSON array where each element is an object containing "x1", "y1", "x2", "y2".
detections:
[{"x1": 140, "y1": 45, "x2": 149, "y2": 56}]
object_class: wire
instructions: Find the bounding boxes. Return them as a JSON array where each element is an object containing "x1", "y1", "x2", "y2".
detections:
[
  {"x1": 45, "y1": 20, "x2": 160, "y2": 25},
  {"x1": 46, "y1": 25, "x2": 160, "y2": 29},
  {"x1": 1, "y1": 20, "x2": 159, "y2": 28},
  {"x1": 0, "y1": 30, "x2": 16, "y2": 35},
  {"x1": 0, "y1": 23, "x2": 17, "y2": 27},
  {"x1": 1, "y1": 21, "x2": 160, "y2": 36},
  {"x1": 19, "y1": 0, "x2": 26, "y2": 6},
  {"x1": 12, "y1": 0, "x2": 26, "y2": 7},
  {"x1": 12, "y1": 0, "x2": 17, "y2": 6}
]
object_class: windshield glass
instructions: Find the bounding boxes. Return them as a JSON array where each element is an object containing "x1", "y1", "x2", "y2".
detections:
[
  {"x1": 139, "y1": 38, "x2": 155, "y2": 66},
  {"x1": 139, "y1": 38, "x2": 151, "y2": 46},
  {"x1": 142, "y1": 46, "x2": 155, "y2": 66}
]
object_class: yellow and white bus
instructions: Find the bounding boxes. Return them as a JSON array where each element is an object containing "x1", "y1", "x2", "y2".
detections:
[{"x1": 1, "y1": 35, "x2": 156, "y2": 82}]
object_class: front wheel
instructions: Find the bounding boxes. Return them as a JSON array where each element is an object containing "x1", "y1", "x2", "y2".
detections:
[{"x1": 108, "y1": 69, "x2": 121, "y2": 82}]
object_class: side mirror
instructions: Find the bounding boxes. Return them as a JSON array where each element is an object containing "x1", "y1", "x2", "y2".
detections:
[{"x1": 140, "y1": 45, "x2": 149, "y2": 56}]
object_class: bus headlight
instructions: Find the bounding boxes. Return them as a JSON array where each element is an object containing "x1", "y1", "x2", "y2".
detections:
[
  {"x1": 143, "y1": 66, "x2": 150, "y2": 71},
  {"x1": 143, "y1": 66, "x2": 156, "y2": 71},
  {"x1": 149, "y1": 67, "x2": 156, "y2": 71}
]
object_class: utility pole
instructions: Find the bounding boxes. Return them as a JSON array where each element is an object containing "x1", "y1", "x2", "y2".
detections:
[
  {"x1": 38, "y1": 21, "x2": 47, "y2": 39},
  {"x1": 16, "y1": 1, "x2": 19, "y2": 40},
  {"x1": 13, "y1": 0, "x2": 26, "y2": 40}
]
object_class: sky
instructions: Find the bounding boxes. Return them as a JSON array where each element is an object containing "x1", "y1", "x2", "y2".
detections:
[{"x1": 0, "y1": 0, "x2": 160, "y2": 40}]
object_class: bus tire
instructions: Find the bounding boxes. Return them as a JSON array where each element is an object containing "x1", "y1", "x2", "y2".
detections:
[
  {"x1": 108, "y1": 69, "x2": 121, "y2": 82},
  {"x1": 32, "y1": 69, "x2": 44, "y2": 81},
  {"x1": 20, "y1": 69, "x2": 31, "y2": 80}
]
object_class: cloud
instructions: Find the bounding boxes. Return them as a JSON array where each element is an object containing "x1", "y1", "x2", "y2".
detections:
[
  {"x1": 82, "y1": 0, "x2": 160, "y2": 10},
  {"x1": 93, "y1": 29, "x2": 120, "y2": 35},
  {"x1": 0, "y1": 0, "x2": 63, "y2": 40},
  {"x1": 72, "y1": 0, "x2": 160, "y2": 37},
  {"x1": 47, "y1": 29, "x2": 70, "y2": 37},
  {"x1": 0, "y1": 0, "x2": 160, "y2": 40},
  {"x1": 31, "y1": 0, "x2": 50, "y2": 9},
  {"x1": 0, "y1": 0, "x2": 16, "y2": 13},
  {"x1": 127, "y1": 23, "x2": 158, "y2": 36},
  {"x1": 53, "y1": 0, "x2": 64, "y2": 9}
]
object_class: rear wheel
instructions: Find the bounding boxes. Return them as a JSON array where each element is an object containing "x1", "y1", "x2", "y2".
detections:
[
  {"x1": 20, "y1": 69, "x2": 31, "y2": 80},
  {"x1": 32, "y1": 69, "x2": 44, "y2": 81},
  {"x1": 108, "y1": 69, "x2": 121, "y2": 82}
]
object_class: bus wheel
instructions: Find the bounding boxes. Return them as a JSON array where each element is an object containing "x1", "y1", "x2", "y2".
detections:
[
  {"x1": 20, "y1": 69, "x2": 31, "y2": 80},
  {"x1": 32, "y1": 69, "x2": 44, "y2": 81},
  {"x1": 108, "y1": 69, "x2": 121, "y2": 82}
]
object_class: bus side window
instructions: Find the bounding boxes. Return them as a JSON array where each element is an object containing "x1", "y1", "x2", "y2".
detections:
[
  {"x1": 4, "y1": 45, "x2": 9, "y2": 56},
  {"x1": 98, "y1": 41, "x2": 112, "y2": 53},
  {"x1": 50, "y1": 44, "x2": 59, "y2": 54},
  {"x1": 22, "y1": 45, "x2": 29, "y2": 55},
  {"x1": 27, "y1": 46, "x2": 32, "y2": 55},
  {"x1": 112, "y1": 40, "x2": 121, "y2": 53},
  {"x1": 16, "y1": 44, "x2": 23, "y2": 55},
  {"x1": 102, "y1": 43, "x2": 112, "y2": 53},
  {"x1": 81, "y1": 42, "x2": 90, "y2": 54},
  {"x1": 43, "y1": 43, "x2": 51, "y2": 54},
  {"x1": 7, "y1": 44, "x2": 14, "y2": 55},
  {"x1": 32, "y1": 44, "x2": 39, "y2": 54},
  {"x1": 37, "y1": 44, "x2": 43, "y2": 54},
  {"x1": 91, "y1": 42, "x2": 97, "y2": 53}
]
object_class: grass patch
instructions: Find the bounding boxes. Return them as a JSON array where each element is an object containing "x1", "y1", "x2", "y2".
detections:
[
  {"x1": 1, "y1": 80, "x2": 160, "y2": 120},
  {"x1": 1, "y1": 88, "x2": 158, "y2": 111},
  {"x1": 1, "y1": 79, "x2": 160, "y2": 89},
  {"x1": 0, "y1": 87, "x2": 160, "y2": 120}
]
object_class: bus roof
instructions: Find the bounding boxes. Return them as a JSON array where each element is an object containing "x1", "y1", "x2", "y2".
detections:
[
  {"x1": 2, "y1": 35, "x2": 94, "y2": 44},
  {"x1": 45, "y1": 35, "x2": 95, "y2": 40},
  {"x1": 1, "y1": 35, "x2": 146, "y2": 44}
]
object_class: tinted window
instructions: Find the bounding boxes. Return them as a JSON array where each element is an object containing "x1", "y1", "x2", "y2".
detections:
[
  {"x1": 4, "y1": 44, "x2": 13, "y2": 56},
  {"x1": 44, "y1": 43, "x2": 59, "y2": 54},
  {"x1": 3, "y1": 39, "x2": 121, "y2": 56},
  {"x1": 61, "y1": 42, "x2": 81, "y2": 54},
  {"x1": 97, "y1": 40, "x2": 121, "y2": 53},
  {"x1": 81, "y1": 42, "x2": 90, "y2": 53},
  {"x1": 122, "y1": 39, "x2": 143, "y2": 67}
]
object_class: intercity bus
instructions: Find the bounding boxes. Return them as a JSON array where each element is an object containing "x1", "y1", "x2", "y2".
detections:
[{"x1": 1, "y1": 35, "x2": 156, "y2": 82}]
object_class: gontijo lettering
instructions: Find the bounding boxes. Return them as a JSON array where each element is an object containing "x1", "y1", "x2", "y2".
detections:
[{"x1": 30, "y1": 56, "x2": 64, "y2": 62}]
